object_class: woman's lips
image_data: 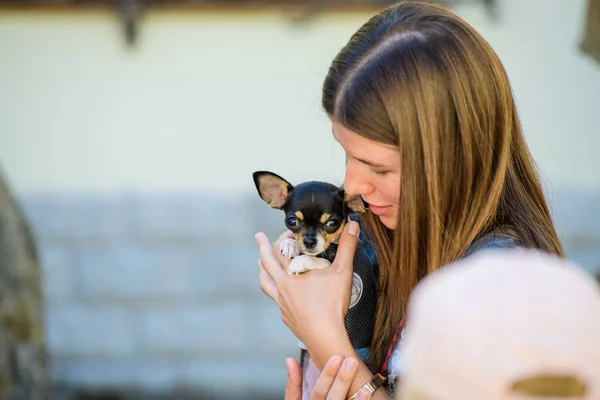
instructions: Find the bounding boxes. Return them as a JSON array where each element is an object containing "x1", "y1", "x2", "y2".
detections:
[{"x1": 367, "y1": 204, "x2": 392, "y2": 216}]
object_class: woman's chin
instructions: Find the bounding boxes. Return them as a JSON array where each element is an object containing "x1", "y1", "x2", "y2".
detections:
[{"x1": 379, "y1": 215, "x2": 396, "y2": 230}]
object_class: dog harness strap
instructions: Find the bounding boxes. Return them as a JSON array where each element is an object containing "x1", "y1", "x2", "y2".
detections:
[{"x1": 380, "y1": 318, "x2": 404, "y2": 375}]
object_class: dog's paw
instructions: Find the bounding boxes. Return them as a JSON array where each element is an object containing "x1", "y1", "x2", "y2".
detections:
[
  {"x1": 287, "y1": 255, "x2": 331, "y2": 275},
  {"x1": 287, "y1": 256, "x2": 310, "y2": 275},
  {"x1": 280, "y1": 238, "x2": 298, "y2": 259}
]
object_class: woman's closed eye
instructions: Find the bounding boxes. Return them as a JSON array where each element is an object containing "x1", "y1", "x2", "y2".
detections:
[{"x1": 371, "y1": 168, "x2": 391, "y2": 176}]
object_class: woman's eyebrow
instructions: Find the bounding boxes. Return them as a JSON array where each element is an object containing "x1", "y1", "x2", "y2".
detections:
[{"x1": 355, "y1": 157, "x2": 387, "y2": 168}]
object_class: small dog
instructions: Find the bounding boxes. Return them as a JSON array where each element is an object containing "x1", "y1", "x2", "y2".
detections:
[
  {"x1": 252, "y1": 170, "x2": 366, "y2": 274},
  {"x1": 253, "y1": 170, "x2": 376, "y2": 399}
]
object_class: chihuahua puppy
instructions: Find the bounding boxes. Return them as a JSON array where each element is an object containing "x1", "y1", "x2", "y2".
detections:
[
  {"x1": 252, "y1": 170, "x2": 365, "y2": 274},
  {"x1": 253, "y1": 170, "x2": 376, "y2": 400}
]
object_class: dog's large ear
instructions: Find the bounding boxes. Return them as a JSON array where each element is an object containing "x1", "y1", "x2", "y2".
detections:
[
  {"x1": 339, "y1": 188, "x2": 366, "y2": 213},
  {"x1": 253, "y1": 171, "x2": 293, "y2": 209}
]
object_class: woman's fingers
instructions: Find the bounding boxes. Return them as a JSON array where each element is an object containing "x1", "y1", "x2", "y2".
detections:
[
  {"x1": 284, "y1": 357, "x2": 303, "y2": 400},
  {"x1": 283, "y1": 355, "x2": 371, "y2": 400},
  {"x1": 309, "y1": 355, "x2": 344, "y2": 400},
  {"x1": 258, "y1": 259, "x2": 278, "y2": 300},
  {"x1": 354, "y1": 388, "x2": 373, "y2": 400},
  {"x1": 255, "y1": 232, "x2": 287, "y2": 282},
  {"x1": 324, "y1": 357, "x2": 359, "y2": 400},
  {"x1": 257, "y1": 231, "x2": 294, "y2": 301}
]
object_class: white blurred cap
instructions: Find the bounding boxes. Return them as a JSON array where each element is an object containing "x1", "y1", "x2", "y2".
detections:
[{"x1": 399, "y1": 248, "x2": 600, "y2": 400}]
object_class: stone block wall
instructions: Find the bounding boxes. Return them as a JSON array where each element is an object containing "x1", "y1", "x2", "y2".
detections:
[
  {"x1": 16, "y1": 188, "x2": 600, "y2": 398},
  {"x1": 20, "y1": 194, "x2": 296, "y2": 399}
]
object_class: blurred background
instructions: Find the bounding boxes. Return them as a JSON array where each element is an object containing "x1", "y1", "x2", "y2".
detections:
[{"x1": 0, "y1": 0, "x2": 598, "y2": 398}]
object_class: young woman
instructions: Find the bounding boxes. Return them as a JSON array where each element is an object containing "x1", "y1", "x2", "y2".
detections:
[{"x1": 256, "y1": 1, "x2": 564, "y2": 399}]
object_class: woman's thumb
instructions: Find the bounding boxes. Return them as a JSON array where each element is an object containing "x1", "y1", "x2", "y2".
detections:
[
  {"x1": 333, "y1": 221, "x2": 360, "y2": 272},
  {"x1": 284, "y1": 357, "x2": 302, "y2": 400}
]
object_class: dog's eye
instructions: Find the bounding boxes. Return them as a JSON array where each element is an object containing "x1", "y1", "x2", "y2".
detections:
[
  {"x1": 325, "y1": 218, "x2": 340, "y2": 228},
  {"x1": 286, "y1": 217, "x2": 298, "y2": 227}
]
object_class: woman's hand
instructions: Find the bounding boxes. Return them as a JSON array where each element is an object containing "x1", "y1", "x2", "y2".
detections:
[
  {"x1": 255, "y1": 221, "x2": 361, "y2": 362},
  {"x1": 285, "y1": 355, "x2": 372, "y2": 400}
]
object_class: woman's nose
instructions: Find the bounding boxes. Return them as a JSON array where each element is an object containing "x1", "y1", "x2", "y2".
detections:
[{"x1": 344, "y1": 163, "x2": 372, "y2": 196}]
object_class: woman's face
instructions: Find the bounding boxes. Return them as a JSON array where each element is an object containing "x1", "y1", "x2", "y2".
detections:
[{"x1": 333, "y1": 123, "x2": 401, "y2": 229}]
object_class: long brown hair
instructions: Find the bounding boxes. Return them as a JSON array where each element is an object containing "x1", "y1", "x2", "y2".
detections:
[{"x1": 322, "y1": 1, "x2": 564, "y2": 371}]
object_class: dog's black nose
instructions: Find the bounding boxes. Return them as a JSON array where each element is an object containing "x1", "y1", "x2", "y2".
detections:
[{"x1": 303, "y1": 237, "x2": 317, "y2": 249}]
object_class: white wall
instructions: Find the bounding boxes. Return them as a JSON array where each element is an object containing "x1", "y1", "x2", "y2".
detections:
[
  {"x1": 0, "y1": 9, "x2": 356, "y2": 195},
  {"x1": 0, "y1": 0, "x2": 599, "y2": 197}
]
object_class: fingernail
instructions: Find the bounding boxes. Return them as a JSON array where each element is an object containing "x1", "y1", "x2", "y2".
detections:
[
  {"x1": 343, "y1": 357, "x2": 358, "y2": 371},
  {"x1": 356, "y1": 388, "x2": 370, "y2": 399},
  {"x1": 346, "y1": 221, "x2": 359, "y2": 236},
  {"x1": 330, "y1": 355, "x2": 343, "y2": 368}
]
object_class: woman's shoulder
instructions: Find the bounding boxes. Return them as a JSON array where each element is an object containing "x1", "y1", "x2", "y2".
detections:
[{"x1": 463, "y1": 226, "x2": 522, "y2": 258}]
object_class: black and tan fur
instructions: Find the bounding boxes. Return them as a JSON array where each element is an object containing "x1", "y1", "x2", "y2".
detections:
[{"x1": 253, "y1": 170, "x2": 365, "y2": 259}]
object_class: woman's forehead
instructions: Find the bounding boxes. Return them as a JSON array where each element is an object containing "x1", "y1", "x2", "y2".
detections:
[{"x1": 332, "y1": 123, "x2": 399, "y2": 162}]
